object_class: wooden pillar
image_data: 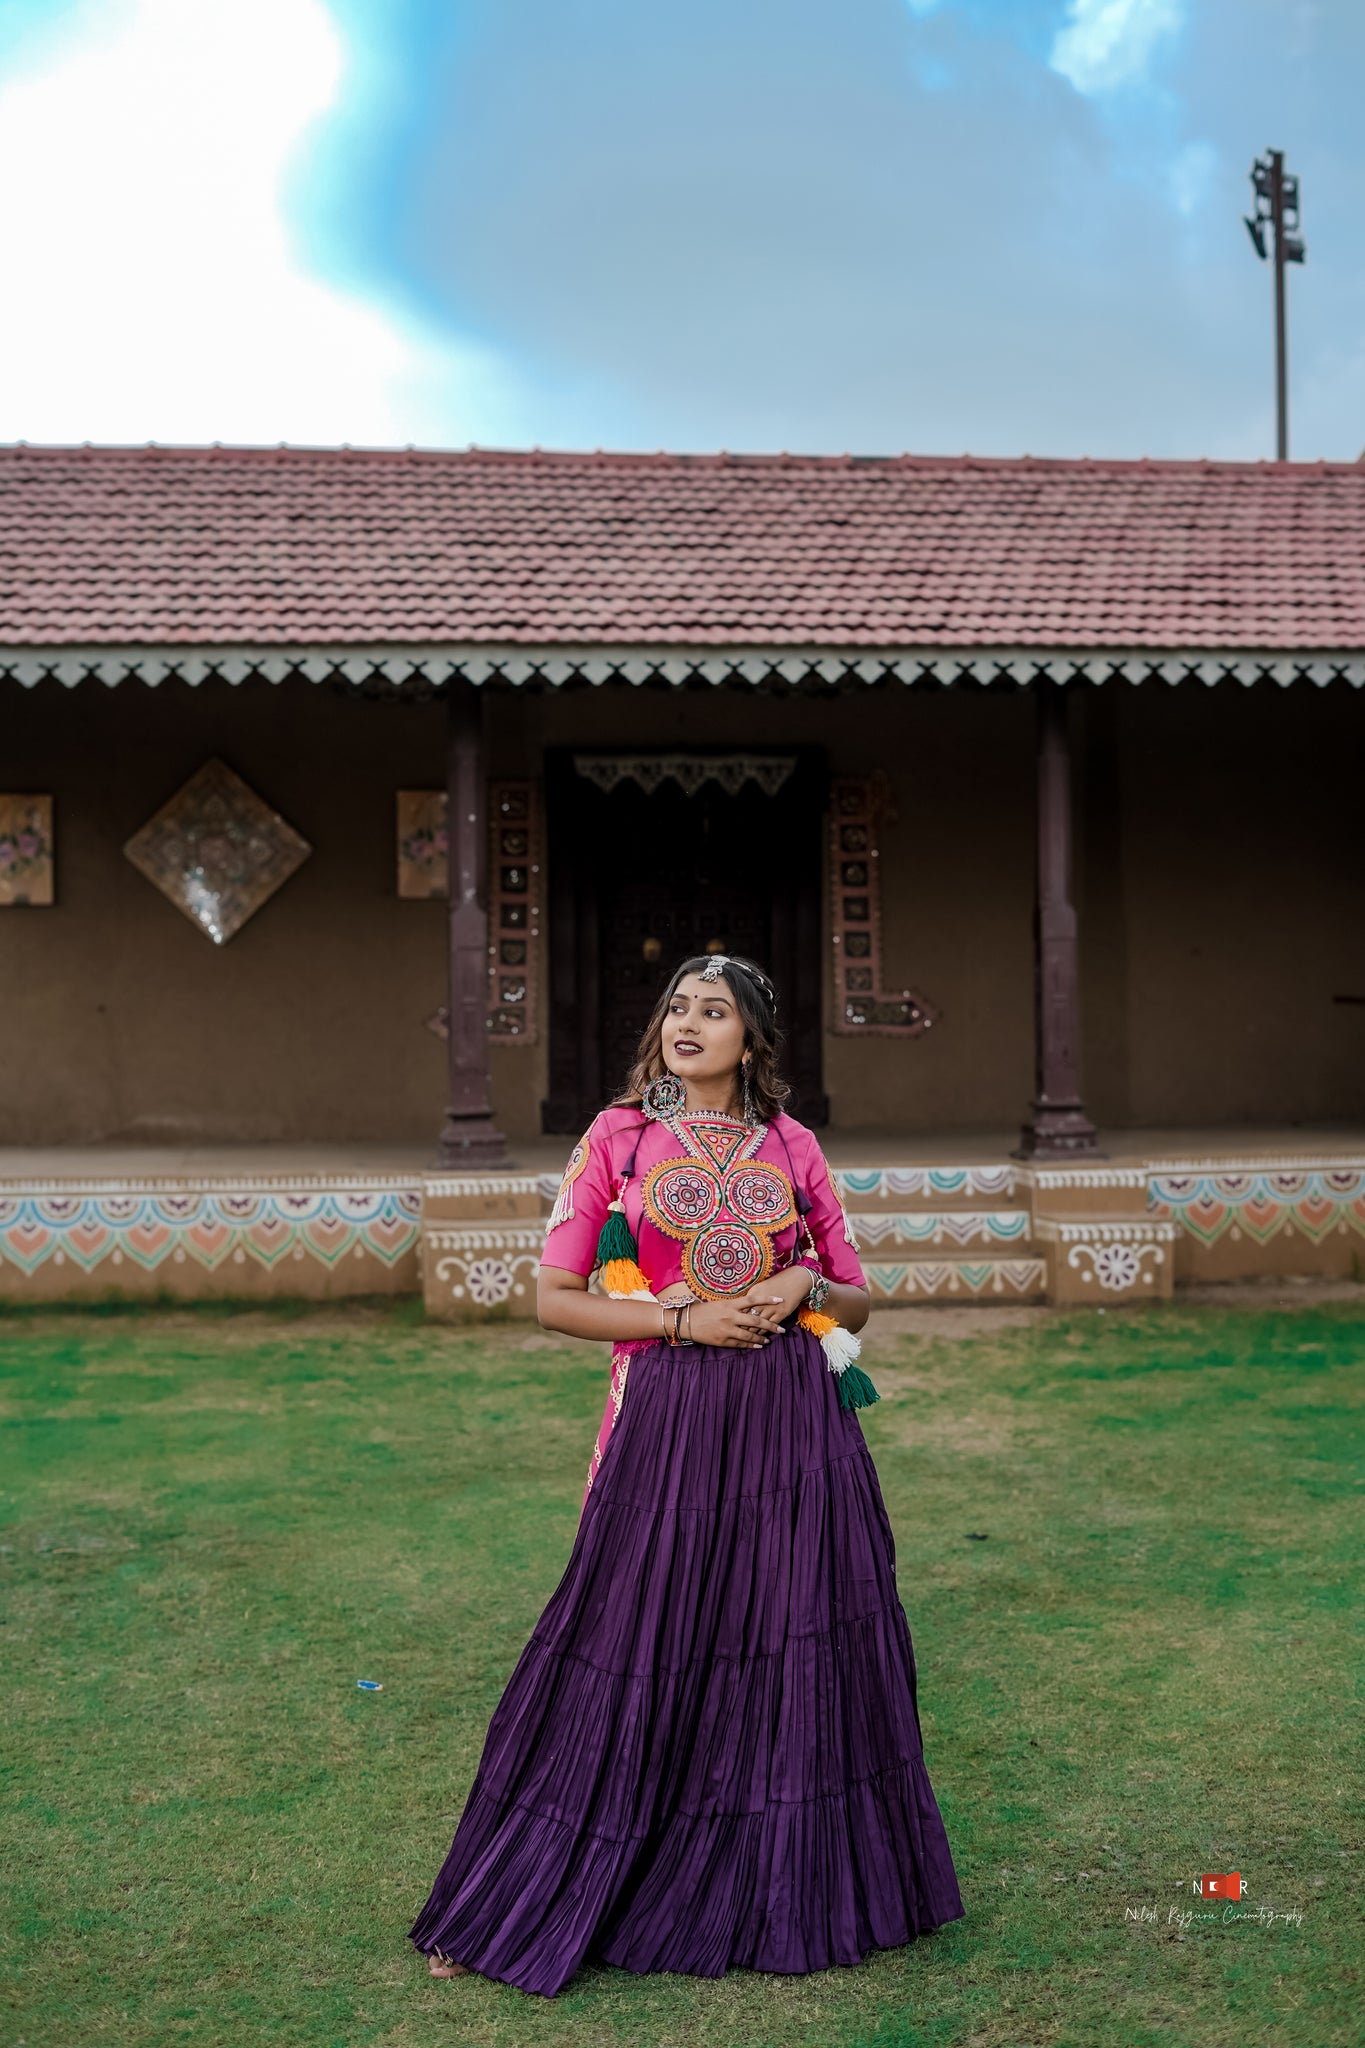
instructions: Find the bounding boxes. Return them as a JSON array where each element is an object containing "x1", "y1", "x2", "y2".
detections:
[
  {"x1": 1016, "y1": 680, "x2": 1100, "y2": 1159},
  {"x1": 439, "y1": 682, "x2": 507, "y2": 1166}
]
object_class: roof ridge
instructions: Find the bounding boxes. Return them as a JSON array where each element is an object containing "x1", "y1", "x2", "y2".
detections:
[{"x1": 0, "y1": 441, "x2": 1360, "y2": 475}]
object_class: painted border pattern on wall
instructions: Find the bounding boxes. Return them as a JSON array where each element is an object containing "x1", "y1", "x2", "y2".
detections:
[
  {"x1": 4, "y1": 1152, "x2": 1363, "y2": 1306},
  {"x1": 829, "y1": 776, "x2": 936, "y2": 1037},
  {"x1": 863, "y1": 1258, "x2": 1046, "y2": 1299},
  {"x1": 1149, "y1": 1168, "x2": 1365, "y2": 1246},
  {"x1": 854, "y1": 1211, "x2": 1031, "y2": 1248},
  {"x1": 0, "y1": 1186, "x2": 422, "y2": 1277},
  {"x1": 836, "y1": 1166, "x2": 1017, "y2": 1201}
]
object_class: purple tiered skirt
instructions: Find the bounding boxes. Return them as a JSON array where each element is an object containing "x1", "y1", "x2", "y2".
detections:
[{"x1": 409, "y1": 1324, "x2": 965, "y2": 1996}]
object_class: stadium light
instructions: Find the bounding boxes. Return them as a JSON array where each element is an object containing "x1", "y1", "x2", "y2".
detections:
[{"x1": 1245, "y1": 149, "x2": 1306, "y2": 460}]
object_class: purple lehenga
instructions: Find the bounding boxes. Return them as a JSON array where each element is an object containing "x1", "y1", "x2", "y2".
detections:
[{"x1": 408, "y1": 1318, "x2": 965, "y2": 1995}]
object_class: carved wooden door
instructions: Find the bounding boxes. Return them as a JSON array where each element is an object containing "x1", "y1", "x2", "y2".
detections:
[{"x1": 544, "y1": 749, "x2": 827, "y2": 1131}]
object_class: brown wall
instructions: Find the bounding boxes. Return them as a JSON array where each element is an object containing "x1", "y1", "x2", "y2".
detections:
[
  {"x1": 1075, "y1": 683, "x2": 1365, "y2": 1128},
  {"x1": 5, "y1": 676, "x2": 460, "y2": 1144},
  {"x1": 2, "y1": 673, "x2": 1361, "y2": 1147}
]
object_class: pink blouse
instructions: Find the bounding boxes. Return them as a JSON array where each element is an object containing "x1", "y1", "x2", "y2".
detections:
[
  {"x1": 541, "y1": 1103, "x2": 866, "y2": 1295},
  {"x1": 542, "y1": 1104, "x2": 867, "y2": 1517}
]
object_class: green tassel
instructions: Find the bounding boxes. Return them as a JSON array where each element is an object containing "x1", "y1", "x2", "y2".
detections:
[
  {"x1": 837, "y1": 1364, "x2": 880, "y2": 1411},
  {"x1": 595, "y1": 1202, "x2": 638, "y2": 1267}
]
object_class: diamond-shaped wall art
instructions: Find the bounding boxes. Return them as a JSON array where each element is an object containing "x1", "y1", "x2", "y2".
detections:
[{"x1": 124, "y1": 759, "x2": 311, "y2": 945}]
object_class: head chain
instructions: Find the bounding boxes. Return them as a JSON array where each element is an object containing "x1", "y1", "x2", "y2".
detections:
[{"x1": 697, "y1": 955, "x2": 776, "y2": 1006}]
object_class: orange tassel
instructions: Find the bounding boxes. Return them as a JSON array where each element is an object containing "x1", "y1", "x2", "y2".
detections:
[
  {"x1": 797, "y1": 1306, "x2": 838, "y2": 1339},
  {"x1": 601, "y1": 1257, "x2": 652, "y2": 1299}
]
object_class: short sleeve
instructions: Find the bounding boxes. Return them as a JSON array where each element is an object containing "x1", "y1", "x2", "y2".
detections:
[
  {"x1": 800, "y1": 1133, "x2": 867, "y2": 1287},
  {"x1": 540, "y1": 1112, "x2": 615, "y2": 1276}
]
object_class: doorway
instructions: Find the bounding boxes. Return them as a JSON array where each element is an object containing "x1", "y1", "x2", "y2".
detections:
[{"x1": 542, "y1": 747, "x2": 828, "y2": 1132}]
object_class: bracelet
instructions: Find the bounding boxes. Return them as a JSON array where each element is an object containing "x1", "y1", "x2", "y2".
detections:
[
  {"x1": 661, "y1": 1303, "x2": 676, "y2": 1347},
  {"x1": 672, "y1": 1302, "x2": 686, "y2": 1347},
  {"x1": 684, "y1": 1301, "x2": 695, "y2": 1344},
  {"x1": 805, "y1": 1269, "x2": 831, "y2": 1314}
]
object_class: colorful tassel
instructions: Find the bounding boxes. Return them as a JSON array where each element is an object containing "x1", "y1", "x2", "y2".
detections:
[
  {"x1": 600, "y1": 1256, "x2": 652, "y2": 1300},
  {"x1": 819, "y1": 1321, "x2": 862, "y2": 1371},
  {"x1": 797, "y1": 1305, "x2": 879, "y2": 1407},
  {"x1": 596, "y1": 1199, "x2": 637, "y2": 1266},
  {"x1": 835, "y1": 1362, "x2": 880, "y2": 1410},
  {"x1": 797, "y1": 1306, "x2": 836, "y2": 1340},
  {"x1": 595, "y1": 1197, "x2": 653, "y2": 1300}
]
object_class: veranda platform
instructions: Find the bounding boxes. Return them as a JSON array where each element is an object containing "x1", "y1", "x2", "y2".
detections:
[{"x1": 2, "y1": 1126, "x2": 1363, "y2": 1317}]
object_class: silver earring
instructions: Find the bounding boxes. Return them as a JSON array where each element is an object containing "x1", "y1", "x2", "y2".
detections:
[
  {"x1": 741, "y1": 1060, "x2": 757, "y2": 1124},
  {"x1": 641, "y1": 1070, "x2": 687, "y2": 1120}
]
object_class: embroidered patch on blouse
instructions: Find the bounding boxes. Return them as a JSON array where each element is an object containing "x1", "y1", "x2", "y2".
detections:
[
  {"x1": 546, "y1": 1132, "x2": 591, "y2": 1233},
  {"x1": 683, "y1": 1116, "x2": 758, "y2": 1173},
  {"x1": 641, "y1": 1114, "x2": 798, "y2": 1297},
  {"x1": 683, "y1": 1222, "x2": 772, "y2": 1296}
]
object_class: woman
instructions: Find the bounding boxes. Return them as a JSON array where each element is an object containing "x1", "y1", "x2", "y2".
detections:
[{"x1": 410, "y1": 954, "x2": 965, "y2": 1995}]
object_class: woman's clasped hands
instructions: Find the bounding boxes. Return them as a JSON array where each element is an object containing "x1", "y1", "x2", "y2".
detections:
[{"x1": 679, "y1": 1267, "x2": 815, "y2": 1348}]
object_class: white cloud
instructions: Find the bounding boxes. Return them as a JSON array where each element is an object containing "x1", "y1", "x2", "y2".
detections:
[
  {"x1": 0, "y1": 0, "x2": 522, "y2": 446},
  {"x1": 1049, "y1": 0, "x2": 1184, "y2": 96},
  {"x1": 1168, "y1": 138, "x2": 1217, "y2": 216}
]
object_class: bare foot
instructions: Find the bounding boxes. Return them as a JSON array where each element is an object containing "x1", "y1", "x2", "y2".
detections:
[{"x1": 428, "y1": 1949, "x2": 472, "y2": 1978}]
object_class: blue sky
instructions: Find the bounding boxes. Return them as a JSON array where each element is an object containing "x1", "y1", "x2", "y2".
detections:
[{"x1": 0, "y1": 0, "x2": 1359, "y2": 458}]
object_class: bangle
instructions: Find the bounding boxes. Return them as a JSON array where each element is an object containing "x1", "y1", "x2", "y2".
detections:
[
  {"x1": 661, "y1": 1304, "x2": 676, "y2": 1346},
  {"x1": 684, "y1": 1301, "x2": 695, "y2": 1344},
  {"x1": 806, "y1": 1269, "x2": 831, "y2": 1314},
  {"x1": 672, "y1": 1302, "x2": 686, "y2": 1347}
]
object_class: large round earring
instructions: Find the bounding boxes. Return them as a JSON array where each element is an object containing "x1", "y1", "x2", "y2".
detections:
[
  {"x1": 641, "y1": 1070, "x2": 687, "y2": 1120},
  {"x1": 741, "y1": 1058, "x2": 757, "y2": 1125}
]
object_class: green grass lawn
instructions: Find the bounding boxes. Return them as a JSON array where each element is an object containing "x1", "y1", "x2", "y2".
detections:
[{"x1": 2, "y1": 1296, "x2": 1361, "y2": 2048}]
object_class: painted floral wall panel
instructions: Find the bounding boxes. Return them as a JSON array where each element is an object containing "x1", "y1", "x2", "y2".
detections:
[
  {"x1": 0, "y1": 795, "x2": 54, "y2": 905},
  {"x1": 396, "y1": 790, "x2": 448, "y2": 899},
  {"x1": 123, "y1": 759, "x2": 311, "y2": 945}
]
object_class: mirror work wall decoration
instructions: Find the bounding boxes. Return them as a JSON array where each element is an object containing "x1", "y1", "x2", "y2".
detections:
[
  {"x1": 0, "y1": 795, "x2": 54, "y2": 905},
  {"x1": 829, "y1": 775, "x2": 937, "y2": 1037},
  {"x1": 123, "y1": 759, "x2": 311, "y2": 945},
  {"x1": 397, "y1": 781, "x2": 541, "y2": 1043}
]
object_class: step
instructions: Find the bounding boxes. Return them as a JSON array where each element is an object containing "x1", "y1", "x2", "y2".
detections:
[{"x1": 1034, "y1": 1215, "x2": 1177, "y2": 1305}]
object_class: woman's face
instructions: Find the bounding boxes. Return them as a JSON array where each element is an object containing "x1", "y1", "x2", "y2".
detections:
[{"x1": 660, "y1": 972, "x2": 748, "y2": 1088}]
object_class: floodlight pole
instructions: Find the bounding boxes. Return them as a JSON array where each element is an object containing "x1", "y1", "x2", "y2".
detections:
[
  {"x1": 1245, "y1": 148, "x2": 1305, "y2": 462},
  {"x1": 1271, "y1": 152, "x2": 1289, "y2": 460}
]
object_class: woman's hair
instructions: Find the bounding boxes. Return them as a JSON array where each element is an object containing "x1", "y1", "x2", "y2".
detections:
[{"x1": 614, "y1": 955, "x2": 791, "y2": 1122}]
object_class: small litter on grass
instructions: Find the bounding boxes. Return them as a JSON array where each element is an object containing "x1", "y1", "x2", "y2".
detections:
[{"x1": 356, "y1": 1679, "x2": 383, "y2": 1691}]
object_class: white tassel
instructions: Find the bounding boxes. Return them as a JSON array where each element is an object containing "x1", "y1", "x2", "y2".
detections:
[{"x1": 819, "y1": 1323, "x2": 863, "y2": 1375}]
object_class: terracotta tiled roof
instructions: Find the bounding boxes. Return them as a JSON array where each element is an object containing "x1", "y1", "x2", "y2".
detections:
[{"x1": 0, "y1": 442, "x2": 1362, "y2": 650}]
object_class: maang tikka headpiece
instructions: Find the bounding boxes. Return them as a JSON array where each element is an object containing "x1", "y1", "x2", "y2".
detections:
[{"x1": 699, "y1": 955, "x2": 775, "y2": 1004}]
